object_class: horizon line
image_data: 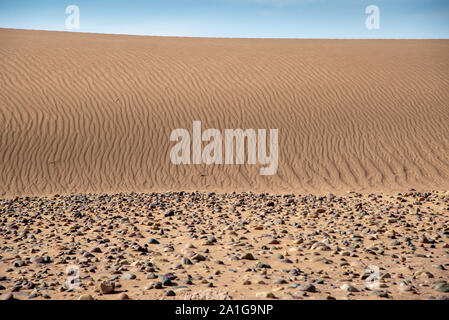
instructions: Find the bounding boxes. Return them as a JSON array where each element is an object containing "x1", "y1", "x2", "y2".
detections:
[{"x1": 1, "y1": 27, "x2": 448, "y2": 41}]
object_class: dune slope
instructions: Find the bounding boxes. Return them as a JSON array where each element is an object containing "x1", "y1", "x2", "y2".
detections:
[{"x1": 0, "y1": 29, "x2": 448, "y2": 197}]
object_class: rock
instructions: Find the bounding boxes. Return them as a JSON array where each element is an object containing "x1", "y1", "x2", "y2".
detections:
[
  {"x1": 1, "y1": 293, "x2": 14, "y2": 300},
  {"x1": 78, "y1": 294, "x2": 94, "y2": 300},
  {"x1": 311, "y1": 242, "x2": 331, "y2": 251},
  {"x1": 340, "y1": 284, "x2": 359, "y2": 292},
  {"x1": 297, "y1": 284, "x2": 317, "y2": 292},
  {"x1": 162, "y1": 275, "x2": 173, "y2": 286},
  {"x1": 399, "y1": 282, "x2": 413, "y2": 292},
  {"x1": 242, "y1": 253, "x2": 255, "y2": 260},
  {"x1": 148, "y1": 238, "x2": 160, "y2": 244},
  {"x1": 182, "y1": 257, "x2": 193, "y2": 265},
  {"x1": 13, "y1": 259, "x2": 25, "y2": 267},
  {"x1": 165, "y1": 209, "x2": 175, "y2": 217},
  {"x1": 146, "y1": 281, "x2": 163, "y2": 290},
  {"x1": 380, "y1": 273, "x2": 391, "y2": 280},
  {"x1": 414, "y1": 271, "x2": 434, "y2": 279},
  {"x1": 122, "y1": 273, "x2": 136, "y2": 280},
  {"x1": 371, "y1": 290, "x2": 388, "y2": 298},
  {"x1": 434, "y1": 282, "x2": 449, "y2": 293},
  {"x1": 31, "y1": 256, "x2": 51, "y2": 264},
  {"x1": 274, "y1": 279, "x2": 288, "y2": 285},
  {"x1": 255, "y1": 291, "x2": 276, "y2": 299},
  {"x1": 99, "y1": 281, "x2": 115, "y2": 294},
  {"x1": 119, "y1": 293, "x2": 130, "y2": 300},
  {"x1": 254, "y1": 262, "x2": 271, "y2": 269},
  {"x1": 307, "y1": 212, "x2": 318, "y2": 218},
  {"x1": 192, "y1": 253, "x2": 206, "y2": 262},
  {"x1": 166, "y1": 290, "x2": 176, "y2": 296},
  {"x1": 385, "y1": 230, "x2": 396, "y2": 239}
]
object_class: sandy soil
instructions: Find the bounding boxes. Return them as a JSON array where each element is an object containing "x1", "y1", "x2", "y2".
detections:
[
  {"x1": 0, "y1": 191, "x2": 448, "y2": 300},
  {"x1": 0, "y1": 29, "x2": 449, "y2": 197}
]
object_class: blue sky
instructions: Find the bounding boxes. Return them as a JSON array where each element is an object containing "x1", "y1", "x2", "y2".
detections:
[{"x1": 0, "y1": 0, "x2": 448, "y2": 38}]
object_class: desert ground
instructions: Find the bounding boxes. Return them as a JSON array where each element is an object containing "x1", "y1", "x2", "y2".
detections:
[{"x1": 0, "y1": 29, "x2": 448, "y2": 300}]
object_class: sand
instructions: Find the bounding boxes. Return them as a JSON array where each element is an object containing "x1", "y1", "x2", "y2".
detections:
[
  {"x1": 0, "y1": 29, "x2": 448, "y2": 300},
  {"x1": 1, "y1": 28, "x2": 449, "y2": 197}
]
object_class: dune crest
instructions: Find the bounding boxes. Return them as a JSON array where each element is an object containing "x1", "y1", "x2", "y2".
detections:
[{"x1": 1, "y1": 29, "x2": 448, "y2": 197}]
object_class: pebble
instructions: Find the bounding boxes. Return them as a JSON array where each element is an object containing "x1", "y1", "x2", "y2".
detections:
[
  {"x1": 434, "y1": 282, "x2": 449, "y2": 293},
  {"x1": 255, "y1": 291, "x2": 276, "y2": 299},
  {"x1": 1, "y1": 293, "x2": 14, "y2": 300},
  {"x1": 242, "y1": 253, "x2": 255, "y2": 260},
  {"x1": 371, "y1": 290, "x2": 388, "y2": 298},
  {"x1": 0, "y1": 191, "x2": 447, "y2": 301},
  {"x1": 297, "y1": 284, "x2": 317, "y2": 292},
  {"x1": 122, "y1": 273, "x2": 137, "y2": 280},
  {"x1": 99, "y1": 281, "x2": 115, "y2": 294},
  {"x1": 119, "y1": 293, "x2": 130, "y2": 300},
  {"x1": 166, "y1": 290, "x2": 176, "y2": 296},
  {"x1": 340, "y1": 284, "x2": 359, "y2": 292}
]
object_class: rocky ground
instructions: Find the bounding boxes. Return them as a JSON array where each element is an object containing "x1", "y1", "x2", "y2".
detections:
[{"x1": 0, "y1": 190, "x2": 448, "y2": 300}]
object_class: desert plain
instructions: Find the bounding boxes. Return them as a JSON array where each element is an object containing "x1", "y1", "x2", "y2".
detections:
[{"x1": 0, "y1": 28, "x2": 448, "y2": 300}]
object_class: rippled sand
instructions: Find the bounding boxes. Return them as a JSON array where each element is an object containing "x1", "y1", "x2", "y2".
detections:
[{"x1": 1, "y1": 29, "x2": 449, "y2": 197}]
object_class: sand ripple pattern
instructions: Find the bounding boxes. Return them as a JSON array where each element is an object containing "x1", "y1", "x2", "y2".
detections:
[{"x1": 1, "y1": 29, "x2": 449, "y2": 197}]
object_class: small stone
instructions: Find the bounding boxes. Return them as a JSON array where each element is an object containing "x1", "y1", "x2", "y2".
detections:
[
  {"x1": 434, "y1": 282, "x2": 449, "y2": 293},
  {"x1": 242, "y1": 253, "x2": 255, "y2": 260},
  {"x1": 148, "y1": 238, "x2": 160, "y2": 244},
  {"x1": 99, "y1": 281, "x2": 115, "y2": 294},
  {"x1": 340, "y1": 284, "x2": 359, "y2": 292},
  {"x1": 119, "y1": 293, "x2": 130, "y2": 300},
  {"x1": 166, "y1": 290, "x2": 176, "y2": 296},
  {"x1": 192, "y1": 253, "x2": 206, "y2": 262},
  {"x1": 371, "y1": 290, "x2": 388, "y2": 298},
  {"x1": 122, "y1": 273, "x2": 137, "y2": 280},
  {"x1": 146, "y1": 281, "x2": 163, "y2": 290},
  {"x1": 256, "y1": 291, "x2": 276, "y2": 299},
  {"x1": 1, "y1": 293, "x2": 14, "y2": 300},
  {"x1": 297, "y1": 284, "x2": 316, "y2": 292},
  {"x1": 165, "y1": 209, "x2": 175, "y2": 217},
  {"x1": 162, "y1": 275, "x2": 173, "y2": 286},
  {"x1": 254, "y1": 262, "x2": 271, "y2": 269}
]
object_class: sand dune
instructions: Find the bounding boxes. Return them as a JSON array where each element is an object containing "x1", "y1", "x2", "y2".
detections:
[{"x1": 0, "y1": 28, "x2": 448, "y2": 197}]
